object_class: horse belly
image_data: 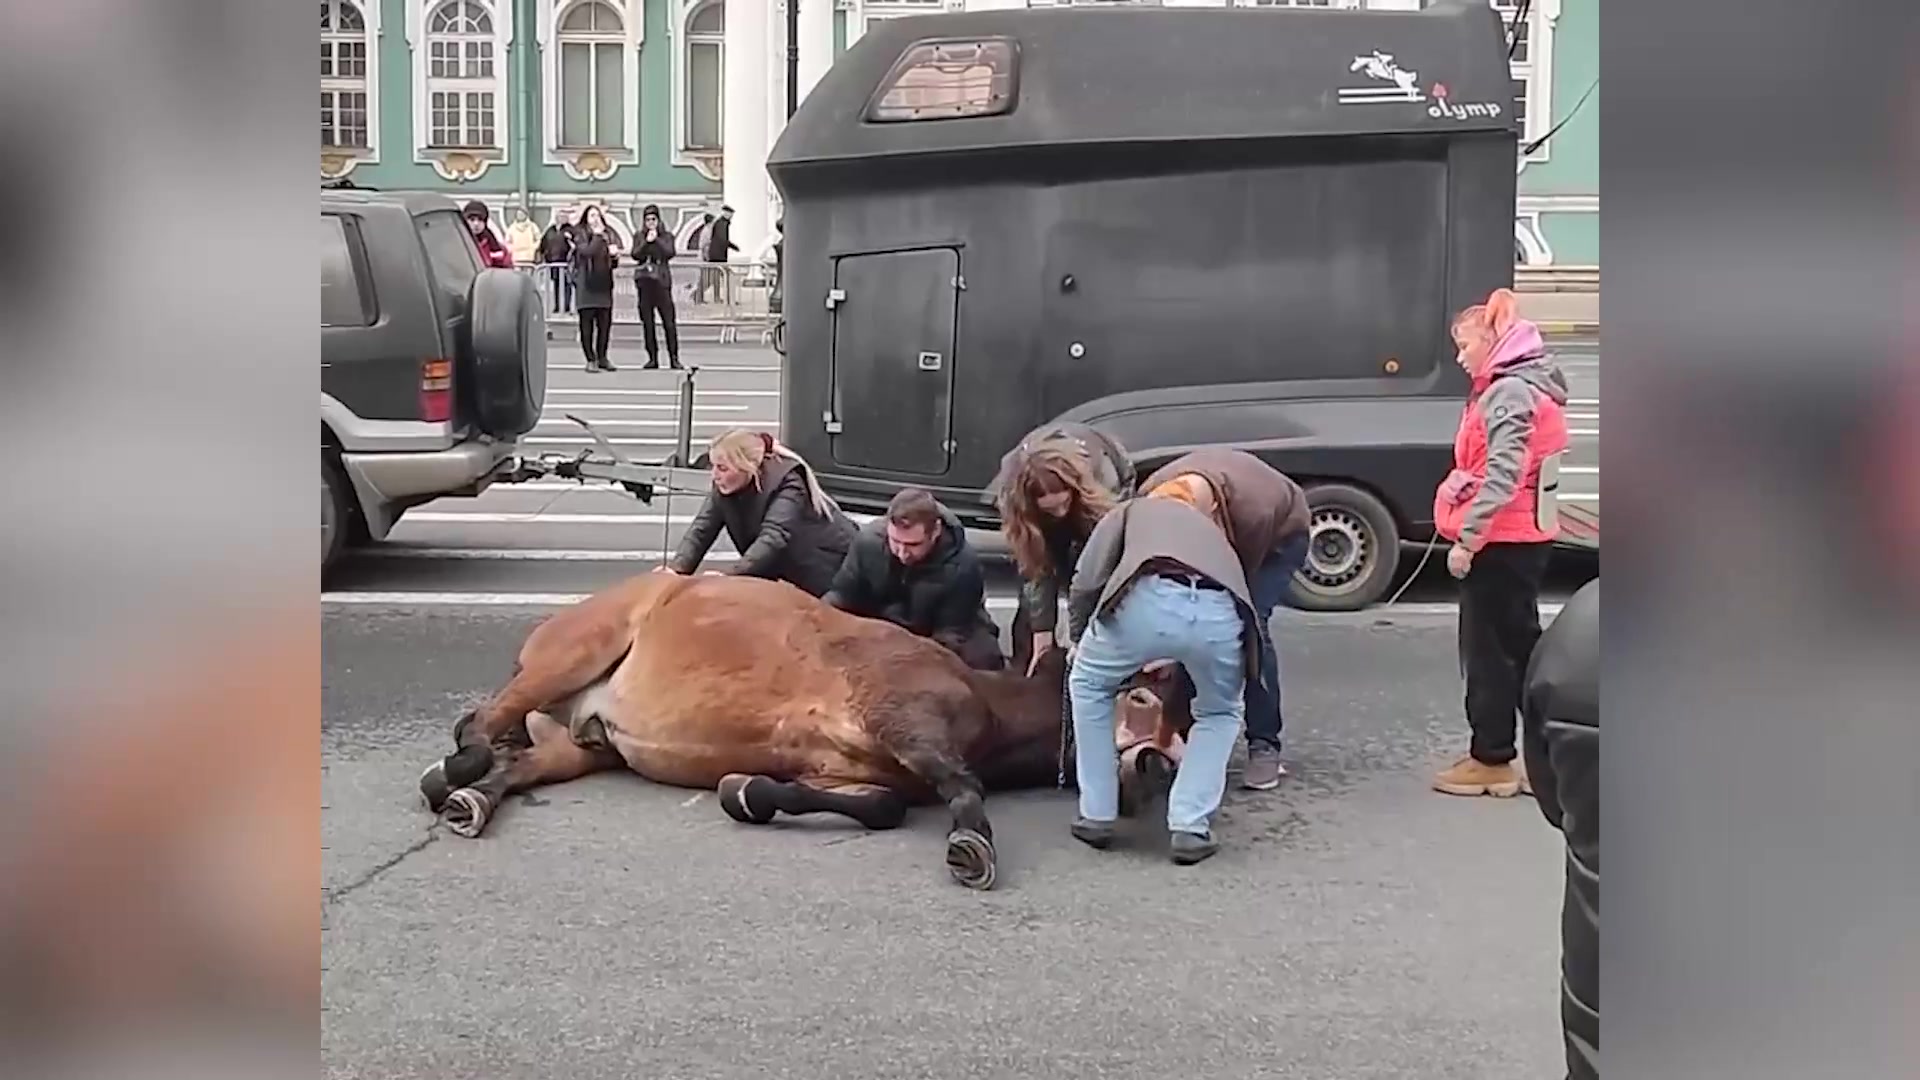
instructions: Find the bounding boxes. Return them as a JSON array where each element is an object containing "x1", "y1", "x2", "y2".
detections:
[{"x1": 602, "y1": 702, "x2": 883, "y2": 791}]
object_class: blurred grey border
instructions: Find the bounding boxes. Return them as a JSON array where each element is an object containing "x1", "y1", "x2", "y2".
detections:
[
  {"x1": 1608, "y1": 2, "x2": 1918, "y2": 1078},
  {"x1": 0, "y1": 0, "x2": 314, "y2": 1077}
]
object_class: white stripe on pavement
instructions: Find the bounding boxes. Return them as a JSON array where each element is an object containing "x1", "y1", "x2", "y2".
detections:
[
  {"x1": 1562, "y1": 466, "x2": 1598, "y2": 474},
  {"x1": 320, "y1": 591, "x2": 1564, "y2": 620},
  {"x1": 400, "y1": 511, "x2": 881, "y2": 525},
  {"x1": 1569, "y1": 428, "x2": 1599, "y2": 436},
  {"x1": 545, "y1": 388, "x2": 779, "y2": 397},
  {"x1": 545, "y1": 363, "x2": 784, "y2": 373},
  {"x1": 534, "y1": 403, "x2": 753, "y2": 413},
  {"x1": 533, "y1": 419, "x2": 744, "y2": 430},
  {"x1": 360, "y1": 547, "x2": 738, "y2": 561}
]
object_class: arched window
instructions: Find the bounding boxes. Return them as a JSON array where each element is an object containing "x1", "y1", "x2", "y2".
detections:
[
  {"x1": 321, "y1": 0, "x2": 370, "y2": 148},
  {"x1": 557, "y1": 1, "x2": 626, "y2": 148},
  {"x1": 684, "y1": 2, "x2": 723, "y2": 152},
  {"x1": 426, "y1": 0, "x2": 498, "y2": 148}
]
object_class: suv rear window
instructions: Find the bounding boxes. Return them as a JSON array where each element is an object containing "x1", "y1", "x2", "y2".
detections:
[
  {"x1": 321, "y1": 214, "x2": 374, "y2": 327},
  {"x1": 415, "y1": 209, "x2": 481, "y2": 299}
]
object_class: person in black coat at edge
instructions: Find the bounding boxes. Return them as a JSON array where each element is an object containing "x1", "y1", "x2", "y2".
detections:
[
  {"x1": 825, "y1": 487, "x2": 1005, "y2": 671},
  {"x1": 1520, "y1": 576, "x2": 1599, "y2": 1080},
  {"x1": 661, "y1": 429, "x2": 857, "y2": 597},
  {"x1": 630, "y1": 203, "x2": 683, "y2": 371},
  {"x1": 569, "y1": 205, "x2": 618, "y2": 373}
]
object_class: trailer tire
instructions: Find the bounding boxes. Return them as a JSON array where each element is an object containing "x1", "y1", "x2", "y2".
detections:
[
  {"x1": 1290, "y1": 482, "x2": 1401, "y2": 612},
  {"x1": 469, "y1": 268, "x2": 547, "y2": 438},
  {"x1": 323, "y1": 451, "x2": 352, "y2": 575}
]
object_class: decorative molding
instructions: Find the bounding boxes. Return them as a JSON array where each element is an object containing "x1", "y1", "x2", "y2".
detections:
[
  {"x1": 320, "y1": 0, "x2": 383, "y2": 177},
  {"x1": 669, "y1": 0, "x2": 725, "y2": 176},
  {"x1": 537, "y1": 0, "x2": 644, "y2": 181},
  {"x1": 1518, "y1": 192, "x2": 1598, "y2": 213},
  {"x1": 1515, "y1": 213, "x2": 1552, "y2": 266},
  {"x1": 1504, "y1": 0, "x2": 1556, "y2": 171},
  {"x1": 408, "y1": 0, "x2": 514, "y2": 183}
]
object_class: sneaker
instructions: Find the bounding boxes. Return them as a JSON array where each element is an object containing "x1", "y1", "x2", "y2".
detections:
[
  {"x1": 1241, "y1": 742, "x2": 1287, "y2": 791},
  {"x1": 1431, "y1": 755, "x2": 1523, "y2": 798},
  {"x1": 1169, "y1": 830, "x2": 1219, "y2": 865},
  {"x1": 1069, "y1": 817, "x2": 1115, "y2": 850}
]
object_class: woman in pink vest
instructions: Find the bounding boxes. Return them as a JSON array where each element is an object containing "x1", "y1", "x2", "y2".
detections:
[{"x1": 1431, "y1": 288, "x2": 1571, "y2": 798}]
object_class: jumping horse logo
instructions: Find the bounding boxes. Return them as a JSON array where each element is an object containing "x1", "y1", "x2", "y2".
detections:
[{"x1": 1338, "y1": 50, "x2": 1425, "y2": 105}]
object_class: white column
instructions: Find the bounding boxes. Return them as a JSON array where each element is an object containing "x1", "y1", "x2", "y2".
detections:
[
  {"x1": 796, "y1": 0, "x2": 834, "y2": 109},
  {"x1": 722, "y1": 0, "x2": 772, "y2": 257}
]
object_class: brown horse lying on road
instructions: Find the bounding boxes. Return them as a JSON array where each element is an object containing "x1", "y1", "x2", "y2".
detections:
[{"x1": 419, "y1": 573, "x2": 1191, "y2": 889}]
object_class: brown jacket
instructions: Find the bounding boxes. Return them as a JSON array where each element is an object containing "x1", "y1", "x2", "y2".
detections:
[
  {"x1": 1138, "y1": 448, "x2": 1309, "y2": 577},
  {"x1": 1066, "y1": 497, "x2": 1264, "y2": 685}
]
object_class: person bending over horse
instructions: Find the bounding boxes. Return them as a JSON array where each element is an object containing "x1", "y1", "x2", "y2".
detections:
[
  {"x1": 991, "y1": 422, "x2": 1135, "y2": 676},
  {"x1": 661, "y1": 429, "x2": 857, "y2": 598},
  {"x1": 1063, "y1": 479, "x2": 1261, "y2": 866},
  {"x1": 824, "y1": 487, "x2": 1004, "y2": 671},
  {"x1": 1136, "y1": 448, "x2": 1309, "y2": 792}
]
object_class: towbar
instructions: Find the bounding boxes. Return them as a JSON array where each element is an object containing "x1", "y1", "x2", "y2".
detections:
[{"x1": 498, "y1": 364, "x2": 714, "y2": 502}]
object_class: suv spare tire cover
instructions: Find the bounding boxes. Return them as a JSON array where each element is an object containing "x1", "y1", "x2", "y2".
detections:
[{"x1": 467, "y1": 268, "x2": 546, "y2": 438}]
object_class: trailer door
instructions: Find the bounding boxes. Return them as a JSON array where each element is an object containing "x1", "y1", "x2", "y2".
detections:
[{"x1": 826, "y1": 247, "x2": 960, "y2": 476}]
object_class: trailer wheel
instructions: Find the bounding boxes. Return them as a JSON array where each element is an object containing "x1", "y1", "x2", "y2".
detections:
[
  {"x1": 1290, "y1": 483, "x2": 1401, "y2": 612},
  {"x1": 323, "y1": 451, "x2": 351, "y2": 574}
]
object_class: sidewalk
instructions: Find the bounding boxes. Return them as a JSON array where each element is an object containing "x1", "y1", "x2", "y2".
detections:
[{"x1": 1517, "y1": 289, "x2": 1599, "y2": 335}]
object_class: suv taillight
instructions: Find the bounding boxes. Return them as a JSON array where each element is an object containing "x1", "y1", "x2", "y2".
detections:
[{"x1": 420, "y1": 358, "x2": 453, "y2": 422}]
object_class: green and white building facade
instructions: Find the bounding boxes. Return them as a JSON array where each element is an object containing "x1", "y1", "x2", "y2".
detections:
[{"x1": 320, "y1": 0, "x2": 1596, "y2": 268}]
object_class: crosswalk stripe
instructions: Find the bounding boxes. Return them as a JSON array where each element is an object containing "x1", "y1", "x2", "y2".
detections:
[{"x1": 319, "y1": 591, "x2": 1565, "y2": 621}]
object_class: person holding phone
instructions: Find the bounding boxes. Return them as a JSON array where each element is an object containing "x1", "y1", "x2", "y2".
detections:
[{"x1": 630, "y1": 204, "x2": 683, "y2": 371}]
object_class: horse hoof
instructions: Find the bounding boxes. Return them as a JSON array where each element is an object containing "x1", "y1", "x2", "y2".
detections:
[
  {"x1": 442, "y1": 788, "x2": 494, "y2": 838},
  {"x1": 419, "y1": 761, "x2": 453, "y2": 813},
  {"x1": 717, "y1": 774, "x2": 776, "y2": 825},
  {"x1": 945, "y1": 828, "x2": 997, "y2": 891}
]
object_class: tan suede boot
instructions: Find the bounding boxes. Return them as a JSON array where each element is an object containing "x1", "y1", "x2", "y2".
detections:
[{"x1": 1432, "y1": 755, "x2": 1524, "y2": 797}]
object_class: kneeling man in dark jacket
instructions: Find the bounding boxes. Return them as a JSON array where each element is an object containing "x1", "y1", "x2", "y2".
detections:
[
  {"x1": 1521, "y1": 577, "x2": 1598, "y2": 1080},
  {"x1": 825, "y1": 488, "x2": 1004, "y2": 671}
]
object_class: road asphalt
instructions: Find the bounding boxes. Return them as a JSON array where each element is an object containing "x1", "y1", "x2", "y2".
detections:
[{"x1": 323, "y1": 605, "x2": 1568, "y2": 1079}]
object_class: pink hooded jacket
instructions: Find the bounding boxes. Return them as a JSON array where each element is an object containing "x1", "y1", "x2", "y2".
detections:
[{"x1": 1434, "y1": 316, "x2": 1571, "y2": 551}]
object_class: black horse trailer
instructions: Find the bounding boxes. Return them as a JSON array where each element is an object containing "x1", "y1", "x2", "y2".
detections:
[{"x1": 768, "y1": 0, "x2": 1520, "y2": 610}]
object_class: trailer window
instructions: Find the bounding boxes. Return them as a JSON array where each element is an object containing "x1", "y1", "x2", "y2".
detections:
[{"x1": 866, "y1": 38, "x2": 1017, "y2": 123}]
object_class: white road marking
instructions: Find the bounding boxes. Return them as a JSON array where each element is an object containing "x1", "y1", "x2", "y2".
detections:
[
  {"x1": 1568, "y1": 398, "x2": 1600, "y2": 406},
  {"x1": 1569, "y1": 428, "x2": 1599, "y2": 436},
  {"x1": 1560, "y1": 494, "x2": 1599, "y2": 502},
  {"x1": 545, "y1": 388, "x2": 779, "y2": 398},
  {"x1": 533, "y1": 419, "x2": 743, "y2": 430},
  {"x1": 1562, "y1": 466, "x2": 1598, "y2": 474},
  {"x1": 358, "y1": 547, "x2": 740, "y2": 562},
  {"x1": 320, "y1": 591, "x2": 1564, "y2": 620},
  {"x1": 534, "y1": 403, "x2": 753, "y2": 413},
  {"x1": 400, "y1": 511, "x2": 882, "y2": 526},
  {"x1": 522, "y1": 436, "x2": 717, "y2": 447}
]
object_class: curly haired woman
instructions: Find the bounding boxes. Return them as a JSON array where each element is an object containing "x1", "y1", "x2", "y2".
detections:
[{"x1": 991, "y1": 423, "x2": 1135, "y2": 675}]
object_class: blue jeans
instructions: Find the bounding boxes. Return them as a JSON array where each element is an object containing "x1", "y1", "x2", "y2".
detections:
[
  {"x1": 1244, "y1": 534, "x2": 1308, "y2": 752},
  {"x1": 1069, "y1": 575, "x2": 1247, "y2": 836}
]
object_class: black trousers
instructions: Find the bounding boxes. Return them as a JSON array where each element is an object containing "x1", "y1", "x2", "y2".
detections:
[
  {"x1": 636, "y1": 279, "x2": 680, "y2": 363},
  {"x1": 577, "y1": 306, "x2": 611, "y2": 365},
  {"x1": 1458, "y1": 541, "x2": 1553, "y2": 765}
]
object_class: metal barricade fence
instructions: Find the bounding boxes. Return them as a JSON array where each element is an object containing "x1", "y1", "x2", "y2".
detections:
[{"x1": 516, "y1": 260, "x2": 778, "y2": 345}]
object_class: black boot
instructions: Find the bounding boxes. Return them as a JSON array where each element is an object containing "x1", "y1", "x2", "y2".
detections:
[
  {"x1": 599, "y1": 355, "x2": 618, "y2": 373},
  {"x1": 641, "y1": 354, "x2": 659, "y2": 370},
  {"x1": 667, "y1": 354, "x2": 684, "y2": 371}
]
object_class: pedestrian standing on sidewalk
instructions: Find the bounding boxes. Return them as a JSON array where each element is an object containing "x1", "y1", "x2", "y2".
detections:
[
  {"x1": 538, "y1": 211, "x2": 576, "y2": 314},
  {"x1": 462, "y1": 201, "x2": 514, "y2": 268},
  {"x1": 660, "y1": 429, "x2": 858, "y2": 598},
  {"x1": 570, "y1": 205, "x2": 619, "y2": 373},
  {"x1": 630, "y1": 204, "x2": 683, "y2": 371},
  {"x1": 505, "y1": 207, "x2": 541, "y2": 268},
  {"x1": 990, "y1": 422, "x2": 1135, "y2": 675},
  {"x1": 1135, "y1": 448, "x2": 1310, "y2": 791},
  {"x1": 1431, "y1": 286, "x2": 1571, "y2": 798}
]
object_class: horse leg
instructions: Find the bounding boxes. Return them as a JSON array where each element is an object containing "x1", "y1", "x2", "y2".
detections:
[
  {"x1": 714, "y1": 775, "x2": 910, "y2": 831},
  {"x1": 878, "y1": 731, "x2": 997, "y2": 891},
  {"x1": 440, "y1": 712, "x2": 622, "y2": 839},
  {"x1": 438, "y1": 601, "x2": 635, "y2": 790}
]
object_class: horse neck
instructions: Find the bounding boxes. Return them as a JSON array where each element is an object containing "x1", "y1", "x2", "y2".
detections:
[{"x1": 965, "y1": 654, "x2": 1067, "y2": 746}]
